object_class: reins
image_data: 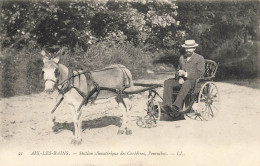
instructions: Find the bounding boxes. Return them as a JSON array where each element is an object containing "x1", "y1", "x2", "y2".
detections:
[
  {"x1": 50, "y1": 65, "x2": 101, "y2": 114},
  {"x1": 44, "y1": 79, "x2": 59, "y2": 91},
  {"x1": 50, "y1": 64, "x2": 131, "y2": 118}
]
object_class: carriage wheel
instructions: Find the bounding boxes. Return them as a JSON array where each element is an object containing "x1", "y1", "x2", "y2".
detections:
[
  {"x1": 145, "y1": 97, "x2": 161, "y2": 127},
  {"x1": 136, "y1": 94, "x2": 161, "y2": 128},
  {"x1": 196, "y1": 82, "x2": 220, "y2": 121}
]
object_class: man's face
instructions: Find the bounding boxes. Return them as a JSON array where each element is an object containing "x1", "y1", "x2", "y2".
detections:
[{"x1": 185, "y1": 47, "x2": 196, "y2": 57}]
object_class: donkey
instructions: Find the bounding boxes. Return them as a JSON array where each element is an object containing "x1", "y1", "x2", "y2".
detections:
[{"x1": 41, "y1": 52, "x2": 134, "y2": 145}]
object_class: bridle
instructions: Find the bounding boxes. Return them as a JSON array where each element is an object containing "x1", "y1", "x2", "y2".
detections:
[
  {"x1": 47, "y1": 65, "x2": 75, "y2": 95},
  {"x1": 44, "y1": 78, "x2": 58, "y2": 84},
  {"x1": 43, "y1": 71, "x2": 72, "y2": 96},
  {"x1": 43, "y1": 63, "x2": 101, "y2": 103},
  {"x1": 43, "y1": 63, "x2": 60, "y2": 92},
  {"x1": 44, "y1": 78, "x2": 58, "y2": 91}
]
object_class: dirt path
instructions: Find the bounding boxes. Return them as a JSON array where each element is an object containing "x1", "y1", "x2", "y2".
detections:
[{"x1": 1, "y1": 79, "x2": 260, "y2": 166}]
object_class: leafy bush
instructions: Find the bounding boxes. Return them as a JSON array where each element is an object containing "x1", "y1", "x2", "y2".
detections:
[
  {"x1": 60, "y1": 41, "x2": 159, "y2": 79},
  {"x1": 213, "y1": 41, "x2": 259, "y2": 79},
  {"x1": 1, "y1": 1, "x2": 260, "y2": 97},
  {"x1": 1, "y1": 54, "x2": 16, "y2": 97},
  {"x1": 0, "y1": 48, "x2": 43, "y2": 97}
]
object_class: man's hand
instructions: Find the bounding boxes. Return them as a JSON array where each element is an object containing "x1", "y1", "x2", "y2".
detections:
[
  {"x1": 178, "y1": 70, "x2": 187, "y2": 77},
  {"x1": 178, "y1": 77, "x2": 184, "y2": 84}
]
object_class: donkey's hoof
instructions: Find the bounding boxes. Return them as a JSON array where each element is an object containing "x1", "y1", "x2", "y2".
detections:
[
  {"x1": 52, "y1": 125, "x2": 60, "y2": 132},
  {"x1": 52, "y1": 126, "x2": 57, "y2": 132},
  {"x1": 126, "y1": 129, "x2": 132, "y2": 135},
  {"x1": 117, "y1": 129, "x2": 125, "y2": 135},
  {"x1": 70, "y1": 139, "x2": 75, "y2": 144},
  {"x1": 52, "y1": 122, "x2": 63, "y2": 133},
  {"x1": 71, "y1": 139, "x2": 82, "y2": 145}
]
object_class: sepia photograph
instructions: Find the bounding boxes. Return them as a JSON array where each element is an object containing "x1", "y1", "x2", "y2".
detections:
[{"x1": 0, "y1": 0, "x2": 260, "y2": 165}]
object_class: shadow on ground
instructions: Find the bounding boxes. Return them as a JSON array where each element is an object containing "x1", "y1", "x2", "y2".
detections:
[
  {"x1": 52, "y1": 112, "x2": 186, "y2": 133},
  {"x1": 52, "y1": 116, "x2": 121, "y2": 134},
  {"x1": 160, "y1": 112, "x2": 186, "y2": 121}
]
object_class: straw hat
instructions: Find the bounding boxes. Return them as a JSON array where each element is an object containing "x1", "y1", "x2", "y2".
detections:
[{"x1": 182, "y1": 40, "x2": 199, "y2": 48}]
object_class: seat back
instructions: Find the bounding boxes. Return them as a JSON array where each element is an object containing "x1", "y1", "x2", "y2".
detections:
[
  {"x1": 193, "y1": 59, "x2": 218, "y2": 96},
  {"x1": 204, "y1": 59, "x2": 218, "y2": 79},
  {"x1": 172, "y1": 59, "x2": 219, "y2": 106}
]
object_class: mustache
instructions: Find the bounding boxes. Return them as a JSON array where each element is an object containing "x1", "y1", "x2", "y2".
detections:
[
  {"x1": 185, "y1": 52, "x2": 193, "y2": 57},
  {"x1": 185, "y1": 52, "x2": 193, "y2": 55}
]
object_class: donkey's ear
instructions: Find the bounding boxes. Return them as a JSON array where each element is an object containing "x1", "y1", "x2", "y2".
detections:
[
  {"x1": 42, "y1": 57, "x2": 48, "y2": 64},
  {"x1": 41, "y1": 50, "x2": 48, "y2": 63},
  {"x1": 41, "y1": 50, "x2": 49, "y2": 62},
  {"x1": 41, "y1": 50, "x2": 46, "y2": 57},
  {"x1": 53, "y1": 56, "x2": 60, "y2": 63}
]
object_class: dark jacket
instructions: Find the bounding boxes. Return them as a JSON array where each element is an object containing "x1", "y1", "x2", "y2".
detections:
[{"x1": 179, "y1": 53, "x2": 205, "y2": 80}]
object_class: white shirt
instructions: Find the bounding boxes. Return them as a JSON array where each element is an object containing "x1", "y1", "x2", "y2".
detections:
[
  {"x1": 184, "y1": 53, "x2": 194, "y2": 77},
  {"x1": 186, "y1": 52, "x2": 194, "y2": 61}
]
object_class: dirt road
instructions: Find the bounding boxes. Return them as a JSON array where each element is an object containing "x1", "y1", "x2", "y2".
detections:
[{"x1": 1, "y1": 79, "x2": 260, "y2": 166}]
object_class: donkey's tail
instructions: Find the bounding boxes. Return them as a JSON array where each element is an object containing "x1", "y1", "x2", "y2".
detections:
[{"x1": 117, "y1": 64, "x2": 134, "y2": 88}]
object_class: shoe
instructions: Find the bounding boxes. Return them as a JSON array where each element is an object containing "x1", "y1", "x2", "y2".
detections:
[
  {"x1": 161, "y1": 105, "x2": 171, "y2": 113},
  {"x1": 170, "y1": 105, "x2": 184, "y2": 113},
  {"x1": 161, "y1": 106, "x2": 176, "y2": 118}
]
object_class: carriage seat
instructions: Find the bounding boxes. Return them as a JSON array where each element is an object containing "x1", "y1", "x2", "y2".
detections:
[{"x1": 172, "y1": 59, "x2": 218, "y2": 94}]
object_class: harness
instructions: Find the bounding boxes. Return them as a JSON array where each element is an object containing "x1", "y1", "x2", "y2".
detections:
[
  {"x1": 49, "y1": 64, "x2": 130, "y2": 119},
  {"x1": 54, "y1": 68, "x2": 100, "y2": 101},
  {"x1": 48, "y1": 66, "x2": 101, "y2": 115}
]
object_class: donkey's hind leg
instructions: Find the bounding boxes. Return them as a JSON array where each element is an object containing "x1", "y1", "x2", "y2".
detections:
[
  {"x1": 116, "y1": 96, "x2": 132, "y2": 135},
  {"x1": 124, "y1": 98, "x2": 132, "y2": 135}
]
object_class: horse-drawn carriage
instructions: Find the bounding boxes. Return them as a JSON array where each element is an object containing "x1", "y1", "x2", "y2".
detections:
[
  {"x1": 138, "y1": 59, "x2": 220, "y2": 128},
  {"x1": 42, "y1": 51, "x2": 219, "y2": 144}
]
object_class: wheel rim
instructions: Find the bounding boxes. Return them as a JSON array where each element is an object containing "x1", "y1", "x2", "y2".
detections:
[
  {"x1": 137, "y1": 95, "x2": 161, "y2": 128},
  {"x1": 145, "y1": 97, "x2": 161, "y2": 127},
  {"x1": 197, "y1": 82, "x2": 220, "y2": 121}
]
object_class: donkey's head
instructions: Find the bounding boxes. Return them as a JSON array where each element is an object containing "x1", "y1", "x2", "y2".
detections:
[{"x1": 41, "y1": 50, "x2": 59, "y2": 94}]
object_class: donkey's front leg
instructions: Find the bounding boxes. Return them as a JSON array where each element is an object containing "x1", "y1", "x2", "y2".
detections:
[
  {"x1": 65, "y1": 89, "x2": 84, "y2": 145},
  {"x1": 51, "y1": 97, "x2": 65, "y2": 132},
  {"x1": 51, "y1": 113, "x2": 59, "y2": 132},
  {"x1": 71, "y1": 105, "x2": 83, "y2": 145}
]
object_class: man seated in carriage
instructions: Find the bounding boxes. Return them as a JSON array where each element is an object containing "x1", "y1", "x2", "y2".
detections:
[{"x1": 162, "y1": 40, "x2": 205, "y2": 114}]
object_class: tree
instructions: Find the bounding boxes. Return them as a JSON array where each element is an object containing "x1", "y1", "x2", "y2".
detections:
[{"x1": 1, "y1": 0, "x2": 180, "y2": 52}]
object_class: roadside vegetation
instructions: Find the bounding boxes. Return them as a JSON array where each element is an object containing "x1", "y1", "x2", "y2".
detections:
[{"x1": 0, "y1": 0, "x2": 259, "y2": 97}]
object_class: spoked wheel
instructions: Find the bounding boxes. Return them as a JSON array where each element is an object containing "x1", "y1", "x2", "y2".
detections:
[
  {"x1": 136, "y1": 91, "x2": 161, "y2": 128},
  {"x1": 194, "y1": 82, "x2": 220, "y2": 121}
]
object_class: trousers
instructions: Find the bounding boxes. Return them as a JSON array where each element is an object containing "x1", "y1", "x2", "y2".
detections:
[{"x1": 162, "y1": 78, "x2": 195, "y2": 108}]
